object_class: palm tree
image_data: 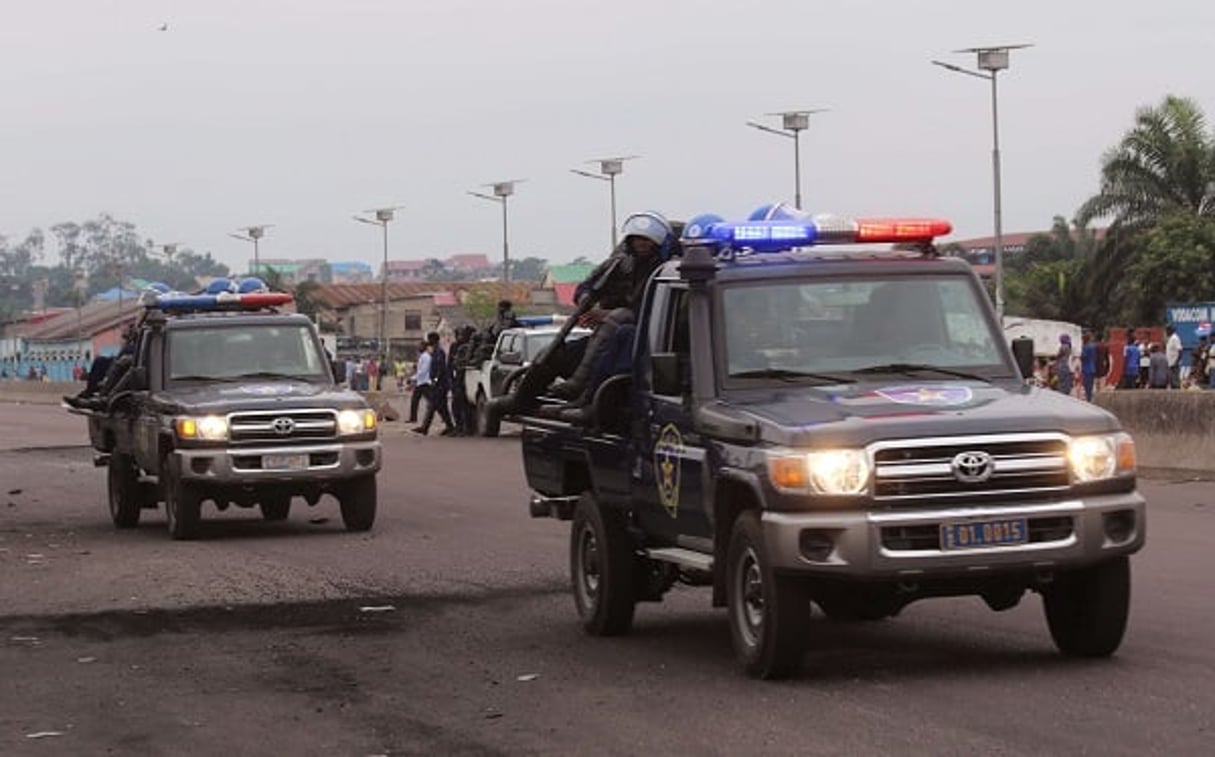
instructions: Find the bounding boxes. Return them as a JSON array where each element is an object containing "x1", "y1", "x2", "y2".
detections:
[
  {"x1": 1076, "y1": 96, "x2": 1215, "y2": 325},
  {"x1": 1077, "y1": 95, "x2": 1215, "y2": 230}
]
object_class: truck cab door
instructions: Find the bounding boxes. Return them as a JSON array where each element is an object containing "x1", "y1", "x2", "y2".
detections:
[
  {"x1": 632, "y1": 285, "x2": 712, "y2": 542},
  {"x1": 133, "y1": 330, "x2": 161, "y2": 470},
  {"x1": 490, "y1": 332, "x2": 516, "y2": 397}
]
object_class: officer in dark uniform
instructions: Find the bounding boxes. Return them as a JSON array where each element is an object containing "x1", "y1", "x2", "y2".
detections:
[
  {"x1": 487, "y1": 211, "x2": 678, "y2": 423},
  {"x1": 448, "y1": 325, "x2": 475, "y2": 435}
]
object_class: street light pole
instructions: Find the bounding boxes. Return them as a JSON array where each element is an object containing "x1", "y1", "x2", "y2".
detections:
[
  {"x1": 354, "y1": 207, "x2": 403, "y2": 362},
  {"x1": 746, "y1": 110, "x2": 827, "y2": 209},
  {"x1": 571, "y1": 156, "x2": 639, "y2": 249},
  {"x1": 932, "y1": 44, "x2": 1030, "y2": 322},
  {"x1": 230, "y1": 225, "x2": 273, "y2": 277},
  {"x1": 469, "y1": 180, "x2": 524, "y2": 285}
]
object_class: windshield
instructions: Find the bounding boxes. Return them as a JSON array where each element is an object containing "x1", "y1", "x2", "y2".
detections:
[
  {"x1": 168, "y1": 324, "x2": 328, "y2": 382},
  {"x1": 721, "y1": 275, "x2": 1009, "y2": 382}
]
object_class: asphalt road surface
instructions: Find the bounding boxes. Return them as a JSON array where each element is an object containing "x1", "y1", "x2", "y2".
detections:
[{"x1": 1, "y1": 402, "x2": 1212, "y2": 756}]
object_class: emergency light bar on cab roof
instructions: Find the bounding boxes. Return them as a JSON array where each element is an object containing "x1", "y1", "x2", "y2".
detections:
[
  {"x1": 691, "y1": 216, "x2": 953, "y2": 253},
  {"x1": 149, "y1": 291, "x2": 294, "y2": 312}
]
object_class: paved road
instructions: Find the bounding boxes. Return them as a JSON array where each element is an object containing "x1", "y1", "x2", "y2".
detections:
[{"x1": 1, "y1": 402, "x2": 1212, "y2": 756}]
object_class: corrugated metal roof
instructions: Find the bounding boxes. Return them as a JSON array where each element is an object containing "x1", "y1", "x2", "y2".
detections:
[
  {"x1": 546, "y1": 263, "x2": 595, "y2": 284},
  {"x1": 307, "y1": 281, "x2": 535, "y2": 309},
  {"x1": 19, "y1": 299, "x2": 142, "y2": 340}
]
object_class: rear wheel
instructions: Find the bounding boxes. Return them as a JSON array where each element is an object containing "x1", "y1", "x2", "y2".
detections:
[
  {"x1": 338, "y1": 476, "x2": 377, "y2": 532},
  {"x1": 1043, "y1": 557, "x2": 1131, "y2": 658},
  {"x1": 727, "y1": 511, "x2": 810, "y2": 679},
  {"x1": 260, "y1": 494, "x2": 292, "y2": 522},
  {"x1": 163, "y1": 464, "x2": 202, "y2": 541},
  {"x1": 107, "y1": 453, "x2": 142, "y2": 528},
  {"x1": 570, "y1": 494, "x2": 635, "y2": 635}
]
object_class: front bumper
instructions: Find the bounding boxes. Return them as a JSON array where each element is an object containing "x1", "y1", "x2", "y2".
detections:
[
  {"x1": 762, "y1": 492, "x2": 1146, "y2": 578},
  {"x1": 172, "y1": 441, "x2": 381, "y2": 484}
]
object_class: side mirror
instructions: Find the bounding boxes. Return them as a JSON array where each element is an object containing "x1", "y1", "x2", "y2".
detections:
[
  {"x1": 129, "y1": 366, "x2": 149, "y2": 391},
  {"x1": 1010, "y1": 336, "x2": 1035, "y2": 379},
  {"x1": 498, "y1": 350, "x2": 523, "y2": 366},
  {"x1": 651, "y1": 352, "x2": 684, "y2": 396}
]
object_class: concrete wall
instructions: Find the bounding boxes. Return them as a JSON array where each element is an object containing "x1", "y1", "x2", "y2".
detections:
[{"x1": 1094, "y1": 390, "x2": 1215, "y2": 474}]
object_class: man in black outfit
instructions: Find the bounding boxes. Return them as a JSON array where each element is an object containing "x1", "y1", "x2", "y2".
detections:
[{"x1": 413, "y1": 332, "x2": 456, "y2": 436}]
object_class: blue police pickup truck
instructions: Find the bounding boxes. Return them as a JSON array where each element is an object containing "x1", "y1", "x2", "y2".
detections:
[
  {"x1": 516, "y1": 212, "x2": 1145, "y2": 679},
  {"x1": 68, "y1": 283, "x2": 381, "y2": 540}
]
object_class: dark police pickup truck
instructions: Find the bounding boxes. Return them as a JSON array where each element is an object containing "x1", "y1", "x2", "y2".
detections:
[
  {"x1": 518, "y1": 214, "x2": 1145, "y2": 679},
  {"x1": 70, "y1": 290, "x2": 381, "y2": 540}
]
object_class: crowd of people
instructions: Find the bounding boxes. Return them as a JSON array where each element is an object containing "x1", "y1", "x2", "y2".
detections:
[{"x1": 1035, "y1": 325, "x2": 1215, "y2": 399}]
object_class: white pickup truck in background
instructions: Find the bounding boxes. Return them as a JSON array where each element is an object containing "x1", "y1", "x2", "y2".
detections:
[{"x1": 465, "y1": 322, "x2": 591, "y2": 437}]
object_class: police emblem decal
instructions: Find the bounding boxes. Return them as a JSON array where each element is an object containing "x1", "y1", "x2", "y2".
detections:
[
  {"x1": 653, "y1": 423, "x2": 684, "y2": 518},
  {"x1": 874, "y1": 384, "x2": 974, "y2": 406}
]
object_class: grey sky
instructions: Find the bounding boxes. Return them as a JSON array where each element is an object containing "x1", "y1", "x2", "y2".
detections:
[{"x1": 2, "y1": 0, "x2": 1212, "y2": 273}]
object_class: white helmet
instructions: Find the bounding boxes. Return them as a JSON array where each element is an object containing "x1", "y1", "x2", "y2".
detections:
[{"x1": 620, "y1": 211, "x2": 673, "y2": 247}]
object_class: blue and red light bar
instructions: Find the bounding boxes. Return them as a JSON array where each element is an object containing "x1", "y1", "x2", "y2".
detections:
[{"x1": 686, "y1": 215, "x2": 952, "y2": 253}]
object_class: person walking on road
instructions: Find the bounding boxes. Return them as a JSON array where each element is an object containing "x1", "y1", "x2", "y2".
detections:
[
  {"x1": 1080, "y1": 330, "x2": 1098, "y2": 401},
  {"x1": 413, "y1": 332, "x2": 455, "y2": 436}
]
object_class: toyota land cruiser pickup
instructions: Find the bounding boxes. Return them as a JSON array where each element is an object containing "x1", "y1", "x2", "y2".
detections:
[
  {"x1": 70, "y1": 297, "x2": 381, "y2": 539},
  {"x1": 516, "y1": 215, "x2": 1145, "y2": 679}
]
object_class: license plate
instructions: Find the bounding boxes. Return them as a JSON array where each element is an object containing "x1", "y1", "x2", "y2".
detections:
[
  {"x1": 940, "y1": 518, "x2": 1028, "y2": 550},
  {"x1": 263, "y1": 453, "x2": 309, "y2": 471}
]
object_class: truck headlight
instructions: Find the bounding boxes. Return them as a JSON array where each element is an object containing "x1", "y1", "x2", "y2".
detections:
[
  {"x1": 1069, "y1": 432, "x2": 1135, "y2": 482},
  {"x1": 338, "y1": 409, "x2": 377, "y2": 435},
  {"x1": 767, "y1": 449, "x2": 870, "y2": 496},
  {"x1": 175, "y1": 415, "x2": 228, "y2": 441}
]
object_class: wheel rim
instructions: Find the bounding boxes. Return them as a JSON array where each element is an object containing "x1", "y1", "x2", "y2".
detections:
[
  {"x1": 735, "y1": 545, "x2": 764, "y2": 647},
  {"x1": 576, "y1": 523, "x2": 601, "y2": 608}
]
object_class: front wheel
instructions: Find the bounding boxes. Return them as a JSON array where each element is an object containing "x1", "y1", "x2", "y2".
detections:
[
  {"x1": 163, "y1": 464, "x2": 202, "y2": 541},
  {"x1": 1042, "y1": 557, "x2": 1131, "y2": 657},
  {"x1": 107, "y1": 453, "x2": 142, "y2": 528},
  {"x1": 338, "y1": 476, "x2": 377, "y2": 532},
  {"x1": 727, "y1": 511, "x2": 810, "y2": 679},
  {"x1": 570, "y1": 494, "x2": 635, "y2": 636}
]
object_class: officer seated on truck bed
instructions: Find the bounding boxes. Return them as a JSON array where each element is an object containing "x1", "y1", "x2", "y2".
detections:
[{"x1": 488, "y1": 211, "x2": 680, "y2": 426}]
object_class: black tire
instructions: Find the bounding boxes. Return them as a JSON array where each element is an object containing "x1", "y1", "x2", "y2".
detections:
[
  {"x1": 476, "y1": 391, "x2": 500, "y2": 438},
  {"x1": 338, "y1": 476, "x2": 377, "y2": 532},
  {"x1": 107, "y1": 453, "x2": 143, "y2": 528},
  {"x1": 260, "y1": 494, "x2": 292, "y2": 522},
  {"x1": 163, "y1": 464, "x2": 202, "y2": 541},
  {"x1": 570, "y1": 494, "x2": 635, "y2": 636},
  {"x1": 727, "y1": 511, "x2": 810, "y2": 679},
  {"x1": 1043, "y1": 556, "x2": 1131, "y2": 658}
]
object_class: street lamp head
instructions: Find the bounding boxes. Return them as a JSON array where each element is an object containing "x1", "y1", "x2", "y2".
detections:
[
  {"x1": 493, "y1": 181, "x2": 515, "y2": 197},
  {"x1": 587, "y1": 155, "x2": 638, "y2": 176},
  {"x1": 953, "y1": 43, "x2": 1032, "y2": 72}
]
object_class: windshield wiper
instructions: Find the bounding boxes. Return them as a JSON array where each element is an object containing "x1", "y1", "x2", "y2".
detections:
[
  {"x1": 730, "y1": 368, "x2": 855, "y2": 384},
  {"x1": 230, "y1": 371, "x2": 314, "y2": 380},
  {"x1": 171, "y1": 374, "x2": 238, "y2": 382},
  {"x1": 850, "y1": 363, "x2": 993, "y2": 382}
]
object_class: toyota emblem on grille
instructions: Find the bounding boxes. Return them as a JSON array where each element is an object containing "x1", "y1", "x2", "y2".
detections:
[
  {"x1": 272, "y1": 417, "x2": 296, "y2": 435},
  {"x1": 951, "y1": 450, "x2": 994, "y2": 483}
]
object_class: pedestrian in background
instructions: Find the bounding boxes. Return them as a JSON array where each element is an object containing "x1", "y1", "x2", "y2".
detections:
[
  {"x1": 406, "y1": 339, "x2": 428, "y2": 423},
  {"x1": 1121, "y1": 330, "x2": 1141, "y2": 389},
  {"x1": 1148, "y1": 343, "x2": 1170, "y2": 388},
  {"x1": 1136, "y1": 332, "x2": 1151, "y2": 388},
  {"x1": 1080, "y1": 330, "x2": 1098, "y2": 401},
  {"x1": 1054, "y1": 333, "x2": 1075, "y2": 396},
  {"x1": 1165, "y1": 325, "x2": 1182, "y2": 389},
  {"x1": 412, "y1": 332, "x2": 455, "y2": 436}
]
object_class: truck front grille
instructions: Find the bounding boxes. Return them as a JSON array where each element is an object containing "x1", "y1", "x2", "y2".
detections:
[
  {"x1": 872, "y1": 434, "x2": 1070, "y2": 505},
  {"x1": 228, "y1": 410, "x2": 338, "y2": 443}
]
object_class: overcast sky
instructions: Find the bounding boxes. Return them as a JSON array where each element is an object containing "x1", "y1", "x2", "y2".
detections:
[{"x1": 2, "y1": 0, "x2": 1212, "y2": 273}]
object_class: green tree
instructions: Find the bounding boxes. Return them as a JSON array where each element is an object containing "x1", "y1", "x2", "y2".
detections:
[
  {"x1": 1123, "y1": 212, "x2": 1215, "y2": 324},
  {"x1": 511, "y1": 256, "x2": 548, "y2": 282},
  {"x1": 293, "y1": 279, "x2": 323, "y2": 320}
]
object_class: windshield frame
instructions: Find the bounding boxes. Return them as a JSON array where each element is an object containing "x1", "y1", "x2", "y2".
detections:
[{"x1": 714, "y1": 270, "x2": 1017, "y2": 391}]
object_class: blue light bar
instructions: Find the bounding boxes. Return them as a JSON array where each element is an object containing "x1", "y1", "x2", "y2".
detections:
[{"x1": 698, "y1": 220, "x2": 820, "y2": 252}]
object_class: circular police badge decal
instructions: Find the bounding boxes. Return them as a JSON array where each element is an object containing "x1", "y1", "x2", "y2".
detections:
[{"x1": 874, "y1": 384, "x2": 974, "y2": 406}]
